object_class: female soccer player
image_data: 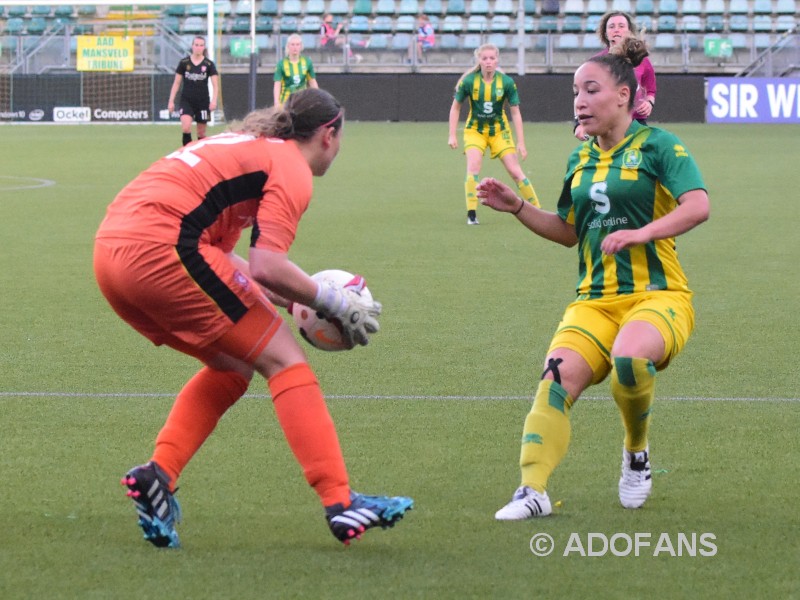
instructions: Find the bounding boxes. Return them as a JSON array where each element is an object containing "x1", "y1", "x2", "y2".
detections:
[
  {"x1": 167, "y1": 36, "x2": 219, "y2": 146},
  {"x1": 273, "y1": 34, "x2": 319, "y2": 107},
  {"x1": 574, "y1": 11, "x2": 657, "y2": 141},
  {"x1": 448, "y1": 44, "x2": 538, "y2": 225},
  {"x1": 94, "y1": 88, "x2": 412, "y2": 548},
  {"x1": 478, "y1": 37, "x2": 709, "y2": 519}
]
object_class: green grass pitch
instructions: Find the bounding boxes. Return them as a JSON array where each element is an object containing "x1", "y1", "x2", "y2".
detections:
[{"x1": 0, "y1": 121, "x2": 798, "y2": 599}]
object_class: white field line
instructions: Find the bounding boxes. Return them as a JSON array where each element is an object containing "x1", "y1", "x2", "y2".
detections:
[{"x1": 0, "y1": 391, "x2": 798, "y2": 402}]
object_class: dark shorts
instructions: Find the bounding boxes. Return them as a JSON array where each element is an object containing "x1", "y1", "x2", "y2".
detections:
[{"x1": 179, "y1": 96, "x2": 211, "y2": 123}]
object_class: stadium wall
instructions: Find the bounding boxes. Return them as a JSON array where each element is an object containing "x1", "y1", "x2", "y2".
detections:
[
  {"x1": 299, "y1": 74, "x2": 707, "y2": 123},
  {"x1": 0, "y1": 74, "x2": 705, "y2": 123}
]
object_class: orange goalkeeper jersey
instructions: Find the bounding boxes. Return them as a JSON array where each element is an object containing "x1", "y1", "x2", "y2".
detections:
[{"x1": 96, "y1": 133, "x2": 313, "y2": 254}]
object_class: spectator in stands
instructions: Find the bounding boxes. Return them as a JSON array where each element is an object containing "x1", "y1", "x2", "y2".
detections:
[
  {"x1": 574, "y1": 11, "x2": 657, "y2": 141},
  {"x1": 273, "y1": 34, "x2": 319, "y2": 107},
  {"x1": 448, "y1": 44, "x2": 538, "y2": 225},
  {"x1": 167, "y1": 36, "x2": 219, "y2": 146},
  {"x1": 320, "y1": 13, "x2": 346, "y2": 50},
  {"x1": 482, "y1": 36, "x2": 709, "y2": 521},
  {"x1": 408, "y1": 14, "x2": 436, "y2": 63}
]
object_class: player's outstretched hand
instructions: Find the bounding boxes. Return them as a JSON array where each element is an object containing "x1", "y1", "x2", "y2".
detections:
[{"x1": 476, "y1": 177, "x2": 520, "y2": 213}]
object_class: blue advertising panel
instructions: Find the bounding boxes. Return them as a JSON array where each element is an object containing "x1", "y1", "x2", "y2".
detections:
[{"x1": 707, "y1": 77, "x2": 800, "y2": 124}]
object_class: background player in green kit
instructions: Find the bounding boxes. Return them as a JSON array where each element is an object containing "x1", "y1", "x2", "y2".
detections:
[
  {"x1": 167, "y1": 36, "x2": 219, "y2": 147},
  {"x1": 273, "y1": 34, "x2": 319, "y2": 107},
  {"x1": 448, "y1": 44, "x2": 538, "y2": 225},
  {"x1": 477, "y1": 37, "x2": 710, "y2": 519}
]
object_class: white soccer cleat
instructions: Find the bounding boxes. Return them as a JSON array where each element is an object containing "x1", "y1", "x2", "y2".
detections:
[
  {"x1": 495, "y1": 486, "x2": 552, "y2": 520},
  {"x1": 619, "y1": 446, "x2": 653, "y2": 509},
  {"x1": 467, "y1": 216, "x2": 480, "y2": 225}
]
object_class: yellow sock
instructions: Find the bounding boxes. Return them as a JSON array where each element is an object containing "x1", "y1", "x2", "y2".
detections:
[
  {"x1": 519, "y1": 379, "x2": 573, "y2": 493},
  {"x1": 465, "y1": 173, "x2": 479, "y2": 211},
  {"x1": 610, "y1": 356, "x2": 656, "y2": 452},
  {"x1": 516, "y1": 177, "x2": 540, "y2": 208}
]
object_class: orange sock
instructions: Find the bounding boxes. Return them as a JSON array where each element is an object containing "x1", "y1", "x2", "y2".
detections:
[
  {"x1": 152, "y1": 367, "x2": 249, "y2": 490},
  {"x1": 269, "y1": 363, "x2": 350, "y2": 507}
]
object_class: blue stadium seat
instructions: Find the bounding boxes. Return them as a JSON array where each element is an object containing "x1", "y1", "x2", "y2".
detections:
[
  {"x1": 727, "y1": 0, "x2": 748, "y2": 13},
  {"x1": 54, "y1": 5, "x2": 76, "y2": 18},
  {"x1": 441, "y1": 14, "x2": 465, "y2": 31},
  {"x1": 377, "y1": 0, "x2": 398, "y2": 14},
  {"x1": 704, "y1": 0, "x2": 725, "y2": 14},
  {"x1": 654, "y1": 32, "x2": 677, "y2": 48},
  {"x1": 470, "y1": 0, "x2": 491, "y2": 14},
  {"x1": 558, "y1": 33, "x2": 581, "y2": 49},
  {"x1": 582, "y1": 32, "x2": 603, "y2": 49},
  {"x1": 214, "y1": 1, "x2": 233, "y2": 15},
  {"x1": 424, "y1": 0, "x2": 444, "y2": 14},
  {"x1": 300, "y1": 15, "x2": 322, "y2": 32},
  {"x1": 462, "y1": 33, "x2": 482, "y2": 49},
  {"x1": 586, "y1": 13, "x2": 602, "y2": 32},
  {"x1": 31, "y1": 5, "x2": 52, "y2": 17},
  {"x1": 729, "y1": 14, "x2": 750, "y2": 31},
  {"x1": 182, "y1": 16, "x2": 206, "y2": 34},
  {"x1": 396, "y1": 14, "x2": 416, "y2": 31},
  {"x1": 610, "y1": 0, "x2": 632, "y2": 11},
  {"x1": 439, "y1": 32, "x2": 460, "y2": 48},
  {"x1": 776, "y1": 14, "x2": 797, "y2": 30},
  {"x1": 657, "y1": 0, "x2": 678, "y2": 15},
  {"x1": 166, "y1": 4, "x2": 187, "y2": 16},
  {"x1": 328, "y1": 0, "x2": 350, "y2": 15},
  {"x1": 5, "y1": 18, "x2": 25, "y2": 34},
  {"x1": 753, "y1": 0, "x2": 774, "y2": 14},
  {"x1": 280, "y1": 15, "x2": 299, "y2": 32},
  {"x1": 256, "y1": 15, "x2": 273, "y2": 32},
  {"x1": 490, "y1": 15, "x2": 512, "y2": 31},
  {"x1": 682, "y1": 15, "x2": 702, "y2": 31},
  {"x1": 681, "y1": 0, "x2": 702, "y2": 14},
  {"x1": 540, "y1": 0, "x2": 560, "y2": 15},
  {"x1": 305, "y1": 0, "x2": 326, "y2": 15},
  {"x1": 524, "y1": 0, "x2": 536, "y2": 14},
  {"x1": 538, "y1": 15, "x2": 558, "y2": 31},
  {"x1": 563, "y1": 0, "x2": 585, "y2": 15},
  {"x1": 399, "y1": 0, "x2": 421, "y2": 14},
  {"x1": 562, "y1": 15, "x2": 584, "y2": 32},
  {"x1": 704, "y1": 14, "x2": 724, "y2": 31},
  {"x1": 349, "y1": 15, "x2": 370, "y2": 32},
  {"x1": 467, "y1": 14, "x2": 488, "y2": 30},
  {"x1": 754, "y1": 33, "x2": 773, "y2": 47},
  {"x1": 368, "y1": 32, "x2": 390, "y2": 47},
  {"x1": 634, "y1": 0, "x2": 655, "y2": 15},
  {"x1": 6, "y1": 5, "x2": 27, "y2": 17},
  {"x1": 775, "y1": 0, "x2": 796, "y2": 14},
  {"x1": 282, "y1": 0, "x2": 302, "y2": 15},
  {"x1": 353, "y1": 0, "x2": 373, "y2": 15},
  {"x1": 586, "y1": 0, "x2": 608, "y2": 14},
  {"x1": 446, "y1": 0, "x2": 467, "y2": 14},
  {"x1": 487, "y1": 32, "x2": 508, "y2": 49},
  {"x1": 493, "y1": 0, "x2": 515, "y2": 15},
  {"x1": 391, "y1": 31, "x2": 413, "y2": 50},
  {"x1": 188, "y1": 4, "x2": 208, "y2": 16},
  {"x1": 656, "y1": 14, "x2": 677, "y2": 31},
  {"x1": 259, "y1": 0, "x2": 279, "y2": 15},
  {"x1": 230, "y1": 16, "x2": 249, "y2": 32},
  {"x1": 27, "y1": 17, "x2": 50, "y2": 34},
  {"x1": 753, "y1": 14, "x2": 774, "y2": 30},
  {"x1": 373, "y1": 15, "x2": 395, "y2": 31}
]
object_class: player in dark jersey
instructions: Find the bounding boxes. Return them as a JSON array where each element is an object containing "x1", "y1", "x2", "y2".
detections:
[
  {"x1": 168, "y1": 36, "x2": 219, "y2": 146},
  {"x1": 478, "y1": 37, "x2": 710, "y2": 520}
]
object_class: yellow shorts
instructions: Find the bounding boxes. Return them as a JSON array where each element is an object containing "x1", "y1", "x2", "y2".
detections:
[
  {"x1": 463, "y1": 127, "x2": 516, "y2": 160},
  {"x1": 547, "y1": 291, "x2": 695, "y2": 384}
]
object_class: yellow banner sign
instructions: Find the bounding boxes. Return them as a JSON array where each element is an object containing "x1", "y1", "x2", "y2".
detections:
[{"x1": 77, "y1": 36, "x2": 134, "y2": 72}]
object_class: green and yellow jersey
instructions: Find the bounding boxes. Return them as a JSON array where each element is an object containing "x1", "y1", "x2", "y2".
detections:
[
  {"x1": 273, "y1": 56, "x2": 316, "y2": 104},
  {"x1": 557, "y1": 121, "x2": 706, "y2": 300},
  {"x1": 454, "y1": 70, "x2": 520, "y2": 136}
]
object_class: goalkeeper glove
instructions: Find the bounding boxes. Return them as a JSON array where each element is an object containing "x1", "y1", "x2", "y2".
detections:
[{"x1": 311, "y1": 274, "x2": 382, "y2": 347}]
